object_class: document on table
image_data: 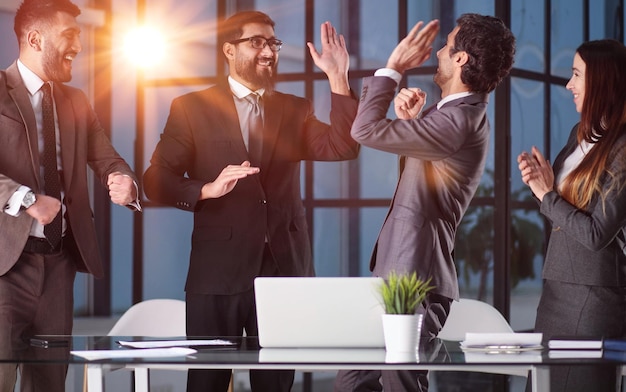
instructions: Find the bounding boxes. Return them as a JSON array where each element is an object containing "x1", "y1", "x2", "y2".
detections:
[
  {"x1": 548, "y1": 350, "x2": 603, "y2": 359},
  {"x1": 461, "y1": 333, "x2": 543, "y2": 351},
  {"x1": 71, "y1": 347, "x2": 197, "y2": 361},
  {"x1": 117, "y1": 339, "x2": 235, "y2": 349},
  {"x1": 548, "y1": 337, "x2": 602, "y2": 350}
]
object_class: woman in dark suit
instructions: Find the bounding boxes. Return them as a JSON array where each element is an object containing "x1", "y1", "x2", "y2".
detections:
[{"x1": 518, "y1": 39, "x2": 626, "y2": 392}]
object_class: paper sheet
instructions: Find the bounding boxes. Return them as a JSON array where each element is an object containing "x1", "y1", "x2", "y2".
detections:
[
  {"x1": 71, "y1": 347, "x2": 197, "y2": 361},
  {"x1": 117, "y1": 339, "x2": 235, "y2": 349}
]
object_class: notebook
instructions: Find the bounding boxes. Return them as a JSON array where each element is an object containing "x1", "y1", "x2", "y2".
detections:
[{"x1": 254, "y1": 277, "x2": 386, "y2": 348}]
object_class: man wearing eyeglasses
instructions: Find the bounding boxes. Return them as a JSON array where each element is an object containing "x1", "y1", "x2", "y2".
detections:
[{"x1": 143, "y1": 10, "x2": 358, "y2": 392}]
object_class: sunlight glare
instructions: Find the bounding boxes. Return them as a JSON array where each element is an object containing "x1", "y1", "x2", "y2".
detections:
[{"x1": 124, "y1": 26, "x2": 166, "y2": 68}]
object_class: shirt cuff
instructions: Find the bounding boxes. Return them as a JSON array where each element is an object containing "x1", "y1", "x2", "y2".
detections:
[
  {"x1": 374, "y1": 68, "x2": 402, "y2": 85},
  {"x1": 4, "y1": 185, "x2": 31, "y2": 217},
  {"x1": 125, "y1": 177, "x2": 142, "y2": 212}
]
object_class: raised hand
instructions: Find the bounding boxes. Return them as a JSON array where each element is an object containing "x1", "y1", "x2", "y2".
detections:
[
  {"x1": 306, "y1": 21, "x2": 350, "y2": 95},
  {"x1": 386, "y1": 20, "x2": 440, "y2": 74}
]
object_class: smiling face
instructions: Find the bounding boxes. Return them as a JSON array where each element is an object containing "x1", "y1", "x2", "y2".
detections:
[
  {"x1": 566, "y1": 53, "x2": 586, "y2": 113},
  {"x1": 224, "y1": 22, "x2": 278, "y2": 91},
  {"x1": 434, "y1": 26, "x2": 460, "y2": 93},
  {"x1": 31, "y1": 11, "x2": 82, "y2": 83}
]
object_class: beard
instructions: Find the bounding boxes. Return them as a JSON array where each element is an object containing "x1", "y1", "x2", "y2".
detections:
[
  {"x1": 42, "y1": 45, "x2": 73, "y2": 83},
  {"x1": 234, "y1": 55, "x2": 277, "y2": 93}
]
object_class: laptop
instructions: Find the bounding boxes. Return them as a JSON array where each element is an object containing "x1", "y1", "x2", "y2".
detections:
[{"x1": 254, "y1": 277, "x2": 385, "y2": 348}]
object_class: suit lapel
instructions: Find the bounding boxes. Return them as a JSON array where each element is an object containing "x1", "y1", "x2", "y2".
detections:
[
  {"x1": 260, "y1": 93, "x2": 282, "y2": 171},
  {"x1": 6, "y1": 63, "x2": 41, "y2": 189}
]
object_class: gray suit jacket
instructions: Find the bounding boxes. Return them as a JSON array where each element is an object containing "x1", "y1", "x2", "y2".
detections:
[
  {"x1": 352, "y1": 76, "x2": 489, "y2": 300},
  {"x1": 541, "y1": 124, "x2": 626, "y2": 286},
  {"x1": 0, "y1": 61, "x2": 137, "y2": 278}
]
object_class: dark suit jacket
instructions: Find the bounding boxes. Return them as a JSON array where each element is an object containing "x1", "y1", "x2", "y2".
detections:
[
  {"x1": 541, "y1": 124, "x2": 626, "y2": 286},
  {"x1": 352, "y1": 76, "x2": 490, "y2": 300},
  {"x1": 0, "y1": 61, "x2": 138, "y2": 278},
  {"x1": 143, "y1": 81, "x2": 358, "y2": 295}
]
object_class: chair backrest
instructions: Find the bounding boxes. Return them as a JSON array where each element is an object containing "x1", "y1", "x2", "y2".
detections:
[
  {"x1": 108, "y1": 299, "x2": 186, "y2": 337},
  {"x1": 438, "y1": 298, "x2": 513, "y2": 341}
]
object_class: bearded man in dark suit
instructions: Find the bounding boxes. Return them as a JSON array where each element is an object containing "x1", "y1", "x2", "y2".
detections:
[
  {"x1": 0, "y1": 0, "x2": 140, "y2": 391},
  {"x1": 143, "y1": 10, "x2": 358, "y2": 392}
]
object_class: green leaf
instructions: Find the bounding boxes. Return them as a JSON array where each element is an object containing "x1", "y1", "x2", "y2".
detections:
[{"x1": 379, "y1": 271, "x2": 435, "y2": 314}]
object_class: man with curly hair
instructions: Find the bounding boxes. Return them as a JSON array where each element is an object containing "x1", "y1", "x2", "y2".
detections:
[{"x1": 334, "y1": 14, "x2": 515, "y2": 392}]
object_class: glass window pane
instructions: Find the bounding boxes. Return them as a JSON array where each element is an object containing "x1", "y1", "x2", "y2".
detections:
[
  {"x1": 311, "y1": 80, "x2": 355, "y2": 199},
  {"x1": 455, "y1": 205, "x2": 494, "y2": 301},
  {"x1": 140, "y1": 0, "x2": 218, "y2": 80},
  {"x1": 511, "y1": 77, "x2": 545, "y2": 200},
  {"x1": 359, "y1": 147, "x2": 397, "y2": 199},
  {"x1": 550, "y1": 83, "x2": 578, "y2": 160},
  {"x1": 359, "y1": 208, "x2": 388, "y2": 276},
  {"x1": 551, "y1": 0, "x2": 582, "y2": 78},
  {"x1": 590, "y1": 0, "x2": 623, "y2": 40},
  {"x1": 454, "y1": 1, "x2": 494, "y2": 16},
  {"x1": 0, "y1": 11, "x2": 18, "y2": 67},
  {"x1": 110, "y1": 205, "x2": 136, "y2": 313},
  {"x1": 511, "y1": 1, "x2": 546, "y2": 73},
  {"x1": 589, "y1": 0, "x2": 605, "y2": 40},
  {"x1": 313, "y1": 161, "x2": 354, "y2": 199},
  {"x1": 141, "y1": 208, "x2": 190, "y2": 300},
  {"x1": 355, "y1": 2, "x2": 399, "y2": 70},
  {"x1": 509, "y1": 209, "x2": 546, "y2": 331},
  {"x1": 313, "y1": 208, "x2": 348, "y2": 277},
  {"x1": 483, "y1": 91, "x2": 496, "y2": 198},
  {"x1": 263, "y1": 0, "x2": 306, "y2": 74},
  {"x1": 407, "y1": 3, "x2": 438, "y2": 68}
]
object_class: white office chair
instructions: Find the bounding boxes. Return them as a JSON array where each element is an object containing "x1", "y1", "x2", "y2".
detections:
[
  {"x1": 84, "y1": 299, "x2": 187, "y2": 392},
  {"x1": 437, "y1": 298, "x2": 531, "y2": 378},
  {"x1": 90, "y1": 299, "x2": 234, "y2": 392},
  {"x1": 439, "y1": 298, "x2": 514, "y2": 340},
  {"x1": 107, "y1": 298, "x2": 186, "y2": 337}
]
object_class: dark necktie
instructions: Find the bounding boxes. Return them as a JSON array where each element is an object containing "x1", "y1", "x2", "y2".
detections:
[
  {"x1": 246, "y1": 93, "x2": 263, "y2": 166},
  {"x1": 41, "y1": 83, "x2": 62, "y2": 248}
]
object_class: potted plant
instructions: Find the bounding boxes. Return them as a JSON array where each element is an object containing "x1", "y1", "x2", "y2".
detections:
[{"x1": 379, "y1": 271, "x2": 434, "y2": 353}]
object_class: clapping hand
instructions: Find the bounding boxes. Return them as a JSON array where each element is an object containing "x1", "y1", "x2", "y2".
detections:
[{"x1": 394, "y1": 87, "x2": 427, "y2": 120}]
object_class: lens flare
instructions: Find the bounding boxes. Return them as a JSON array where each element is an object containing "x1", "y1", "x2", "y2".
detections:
[{"x1": 123, "y1": 26, "x2": 166, "y2": 68}]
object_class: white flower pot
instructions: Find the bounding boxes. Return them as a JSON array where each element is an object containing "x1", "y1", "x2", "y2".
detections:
[{"x1": 381, "y1": 313, "x2": 423, "y2": 353}]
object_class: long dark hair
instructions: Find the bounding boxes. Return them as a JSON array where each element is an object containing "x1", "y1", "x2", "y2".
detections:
[{"x1": 561, "y1": 39, "x2": 626, "y2": 210}]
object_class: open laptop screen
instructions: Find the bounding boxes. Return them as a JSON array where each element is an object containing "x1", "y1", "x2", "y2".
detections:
[{"x1": 254, "y1": 277, "x2": 385, "y2": 348}]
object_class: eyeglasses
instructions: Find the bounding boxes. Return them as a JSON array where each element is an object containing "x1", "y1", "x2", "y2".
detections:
[{"x1": 229, "y1": 36, "x2": 283, "y2": 52}]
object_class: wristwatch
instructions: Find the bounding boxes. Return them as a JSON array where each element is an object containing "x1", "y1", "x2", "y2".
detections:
[{"x1": 21, "y1": 190, "x2": 36, "y2": 210}]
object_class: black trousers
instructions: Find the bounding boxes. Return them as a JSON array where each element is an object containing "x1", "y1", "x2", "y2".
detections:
[
  {"x1": 0, "y1": 249, "x2": 76, "y2": 392},
  {"x1": 185, "y1": 245, "x2": 294, "y2": 392}
]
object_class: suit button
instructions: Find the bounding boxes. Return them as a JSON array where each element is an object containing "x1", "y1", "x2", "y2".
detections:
[{"x1": 259, "y1": 199, "x2": 267, "y2": 204}]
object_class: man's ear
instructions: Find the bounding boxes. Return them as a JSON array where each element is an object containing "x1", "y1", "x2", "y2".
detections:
[
  {"x1": 27, "y1": 30, "x2": 43, "y2": 51},
  {"x1": 223, "y1": 42, "x2": 235, "y2": 61},
  {"x1": 455, "y1": 50, "x2": 469, "y2": 67}
]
